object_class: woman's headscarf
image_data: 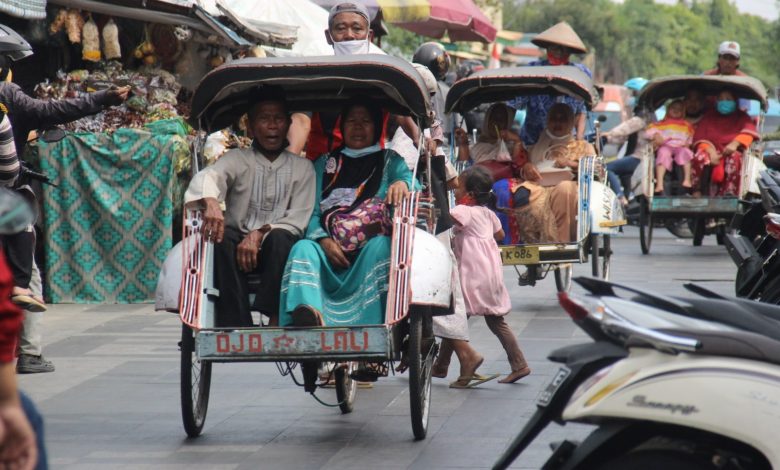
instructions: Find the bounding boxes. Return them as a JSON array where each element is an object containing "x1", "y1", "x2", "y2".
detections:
[
  {"x1": 529, "y1": 103, "x2": 595, "y2": 169},
  {"x1": 479, "y1": 103, "x2": 516, "y2": 143},
  {"x1": 338, "y1": 96, "x2": 384, "y2": 146},
  {"x1": 469, "y1": 103, "x2": 518, "y2": 163}
]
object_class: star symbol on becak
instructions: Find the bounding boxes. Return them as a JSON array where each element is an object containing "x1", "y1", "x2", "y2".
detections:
[{"x1": 273, "y1": 334, "x2": 295, "y2": 349}]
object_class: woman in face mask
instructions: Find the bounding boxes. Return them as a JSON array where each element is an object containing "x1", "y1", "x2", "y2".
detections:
[
  {"x1": 690, "y1": 88, "x2": 758, "y2": 196},
  {"x1": 279, "y1": 97, "x2": 412, "y2": 332}
]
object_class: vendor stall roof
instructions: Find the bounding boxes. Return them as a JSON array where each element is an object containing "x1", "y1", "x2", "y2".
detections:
[
  {"x1": 0, "y1": 0, "x2": 46, "y2": 20},
  {"x1": 47, "y1": 0, "x2": 294, "y2": 47}
]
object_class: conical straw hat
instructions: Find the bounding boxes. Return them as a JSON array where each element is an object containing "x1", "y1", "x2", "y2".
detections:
[{"x1": 531, "y1": 21, "x2": 587, "y2": 54}]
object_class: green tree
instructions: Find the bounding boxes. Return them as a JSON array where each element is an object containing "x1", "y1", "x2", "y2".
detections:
[{"x1": 501, "y1": 0, "x2": 780, "y2": 89}]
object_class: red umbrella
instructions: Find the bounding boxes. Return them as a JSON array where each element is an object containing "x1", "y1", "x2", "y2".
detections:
[{"x1": 392, "y1": 0, "x2": 497, "y2": 43}]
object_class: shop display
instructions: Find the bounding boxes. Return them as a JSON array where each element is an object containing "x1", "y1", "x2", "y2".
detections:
[
  {"x1": 81, "y1": 16, "x2": 101, "y2": 61},
  {"x1": 102, "y1": 19, "x2": 121, "y2": 60},
  {"x1": 34, "y1": 63, "x2": 190, "y2": 133}
]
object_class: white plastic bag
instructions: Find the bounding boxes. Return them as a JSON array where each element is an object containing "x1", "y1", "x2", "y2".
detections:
[{"x1": 155, "y1": 241, "x2": 185, "y2": 312}]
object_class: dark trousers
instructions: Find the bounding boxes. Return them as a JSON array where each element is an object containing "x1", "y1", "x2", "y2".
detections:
[
  {"x1": 0, "y1": 228, "x2": 34, "y2": 288},
  {"x1": 20, "y1": 390, "x2": 48, "y2": 470},
  {"x1": 213, "y1": 227, "x2": 298, "y2": 327},
  {"x1": 418, "y1": 155, "x2": 452, "y2": 235}
]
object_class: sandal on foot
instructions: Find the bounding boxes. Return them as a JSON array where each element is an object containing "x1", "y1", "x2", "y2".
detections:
[
  {"x1": 498, "y1": 367, "x2": 531, "y2": 384},
  {"x1": 449, "y1": 373, "x2": 499, "y2": 389},
  {"x1": 11, "y1": 294, "x2": 47, "y2": 313},
  {"x1": 350, "y1": 361, "x2": 388, "y2": 382}
]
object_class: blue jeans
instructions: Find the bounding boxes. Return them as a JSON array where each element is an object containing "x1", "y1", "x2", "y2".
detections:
[
  {"x1": 20, "y1": 391, "x2": 48, "y2": 470},
  {"x1": 606, "y1": 156, "x2": 640, "y2": 198}
]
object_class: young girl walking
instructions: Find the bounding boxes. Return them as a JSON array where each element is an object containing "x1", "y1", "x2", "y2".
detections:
[{"x1": 437, "y1": 166, "x2": 531, "y2": 386}]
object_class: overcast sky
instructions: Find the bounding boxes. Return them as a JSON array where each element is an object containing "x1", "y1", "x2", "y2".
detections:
[{"x1": 652, "y1": 0, "x2": 779, "y2": 20}]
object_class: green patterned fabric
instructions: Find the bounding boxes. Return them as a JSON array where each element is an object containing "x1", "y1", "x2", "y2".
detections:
[{"x1": 39, "y1": 126, "x2": 187, "y2": 303}]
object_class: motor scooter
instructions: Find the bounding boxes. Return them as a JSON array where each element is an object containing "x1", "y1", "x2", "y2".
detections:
[
  {"x1": 494, "y1": 277, "x2": 780, "y2": 469},
  {"x1": 726, "y1": 168, "x2": 780, "y2": 300}
]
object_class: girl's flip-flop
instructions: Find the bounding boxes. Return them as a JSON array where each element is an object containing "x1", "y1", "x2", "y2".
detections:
[
  {"x1": 11, "y1": 294, "x2": 47, "y2": 312},
  {"x1": 449, "y1": 373, "x2": 500, "y2": 389}
]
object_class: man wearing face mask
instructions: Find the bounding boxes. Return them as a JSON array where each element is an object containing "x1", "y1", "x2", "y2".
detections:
[
  {"x1": 690, "y1": 88, "x2": 757, "y2": 196},
  {"x1": 507, "y1": 22, "x2": 592, "y2": 147},
  {"x1": 291, "y1": 2, "x2": 418, "y2": 160}
]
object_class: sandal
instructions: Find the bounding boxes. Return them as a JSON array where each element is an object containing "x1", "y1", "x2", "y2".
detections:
[
  {"x1": 350, "y1": 361, "x2": 388, "y2": 382},
  {"x1": 11, "y1": 294, "x2": 47, "y2": 313},
  {"x1": 449, "y1": 373, "x2": 500, "y2": 389}
]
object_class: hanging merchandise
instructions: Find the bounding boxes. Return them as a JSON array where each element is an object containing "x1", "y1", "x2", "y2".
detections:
[
  {"x1": 49, "y1": 9, "x2": 67, "y2": 35},
  {"x1": 102, "y1": 18, "x2": 121, "y2": 60},
  {"x1": 82, "y1": 16, "x2": 101, "y2": 61},
  {"x1": 65, "y1": 9, "x2": 84, "y2": 44},
  {"x1": 134, "y1": 27, "x2": 157, "y2": 66}
]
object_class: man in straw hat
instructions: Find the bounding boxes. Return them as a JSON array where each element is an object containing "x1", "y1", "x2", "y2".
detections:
[{"x1": 507, "y1": 21, "x2": 592, "y2": 147}]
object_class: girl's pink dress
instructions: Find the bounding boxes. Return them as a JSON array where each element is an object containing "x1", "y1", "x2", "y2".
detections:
[{"x1": 451, "y1": 204, "x2": 511, "y2": 316}]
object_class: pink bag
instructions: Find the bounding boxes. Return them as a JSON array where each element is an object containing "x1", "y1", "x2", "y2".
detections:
[{"x1": 324, "y1": 197, "x2": 392, "y2": 253}]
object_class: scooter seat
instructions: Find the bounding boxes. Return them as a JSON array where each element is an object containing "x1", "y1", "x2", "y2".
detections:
[
  {"x1": 643, "y1": 327, "x2": 780, "y2": 366},
  {"x1": 670, "y1": 296, "x2": 780, "y2": 343}
]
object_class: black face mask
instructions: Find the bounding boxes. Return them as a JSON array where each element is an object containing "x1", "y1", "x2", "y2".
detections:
[{"x1": 686, "y1": 109, "x2": 703, "y2": 118}]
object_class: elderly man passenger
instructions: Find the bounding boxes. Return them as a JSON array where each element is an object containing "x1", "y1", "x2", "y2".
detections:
[{"x1": 186, "y1": 86, "x2": 315, "y2": 327}]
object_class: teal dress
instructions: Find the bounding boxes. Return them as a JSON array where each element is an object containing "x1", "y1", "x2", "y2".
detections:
[{"x1": 279, "y1": 149, "x2": 413, "y2": 326}]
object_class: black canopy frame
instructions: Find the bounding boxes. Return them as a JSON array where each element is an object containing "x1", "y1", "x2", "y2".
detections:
[
  {"x1": 190, "y1": 54, "x2": 434, "y2": 133},
  {"x1": 445, "y1": 66, "x2": 599, "y2": 114},
  {"x1": 637, "y1": 75, "x2": 768, "y2": 112}
]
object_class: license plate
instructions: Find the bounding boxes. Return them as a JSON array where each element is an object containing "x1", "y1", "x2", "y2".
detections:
[
  {"x1": 500, "y1": 245, "x2": 540, "y2": 265},
  {"x1": 536, "y1": 366, "x2": 571, "y2": 407}
]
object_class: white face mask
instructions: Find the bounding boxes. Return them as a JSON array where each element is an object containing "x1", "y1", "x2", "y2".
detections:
[{"x1": 333, "y1": 38, "x2": 370, "y2": 56}]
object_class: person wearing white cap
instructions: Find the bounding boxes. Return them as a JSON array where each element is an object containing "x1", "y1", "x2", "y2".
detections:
[
  {"x1": 703, "y1": 40, "x2": 750, "y2": 112},
  {"x1": 506, "y1": 21, "x2": 592, "y2": 147},
  {"x1": 704, "y1": 41, "x2": 746, "y2": 77},
  {"x1": 289, "y1": 2, "x2": 419, "y2": 161}
]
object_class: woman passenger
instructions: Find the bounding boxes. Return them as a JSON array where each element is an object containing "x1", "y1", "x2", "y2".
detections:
[
  {"x1": 516, "y1": 103, "x2": 593, "y2": 243},
  {"x1": 279, "y1": 97, "x2": 412, "y2": 327},
  {"x1": 690, "y1": 88, "x2": 758, "y2": 196}
]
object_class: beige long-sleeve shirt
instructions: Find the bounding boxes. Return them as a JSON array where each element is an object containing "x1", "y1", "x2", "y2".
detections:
[{"x1": 184, "y1": 147, "x2": 315, "y2": 237}]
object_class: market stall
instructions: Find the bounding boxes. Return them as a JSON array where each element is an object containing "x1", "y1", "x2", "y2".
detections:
[{"x1": 10, "y1": 3, "x2": 283, "y2": 303}]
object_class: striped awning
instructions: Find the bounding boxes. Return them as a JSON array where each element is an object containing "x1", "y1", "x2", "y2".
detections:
[{"x1": 0, "y1": 0, "x2": 47, "y2": 19}]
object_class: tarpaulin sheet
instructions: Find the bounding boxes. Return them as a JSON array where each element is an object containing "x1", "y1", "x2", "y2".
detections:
[{"x1": 38, "y1": 126, "x2": 187, "y2": 303}]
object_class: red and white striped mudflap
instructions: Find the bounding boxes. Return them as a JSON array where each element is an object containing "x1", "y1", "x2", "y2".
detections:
[
  {"x1": 179, "y1": 210, "x2": 208, "y2": 329},
  {"x1": 385, "y1": 192, "x2": 419, "y2": 325}
]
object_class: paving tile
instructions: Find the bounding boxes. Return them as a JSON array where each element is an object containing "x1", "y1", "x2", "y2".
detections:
[{"x1": 16, "y1": 227, "x2": 736, "y2": 468}]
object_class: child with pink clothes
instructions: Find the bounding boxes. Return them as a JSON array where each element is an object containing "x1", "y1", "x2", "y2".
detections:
[
  {"x1": 446, "y1": 166, "x2": 530, "y2": 385},
  {"x1": 644, "y1": 99, "x2": 695, "y2": 193}
]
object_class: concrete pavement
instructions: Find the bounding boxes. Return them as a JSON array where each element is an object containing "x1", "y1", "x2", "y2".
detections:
[{"x1": 17, "y1": 227, "x2": 735, "y2": 469}]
